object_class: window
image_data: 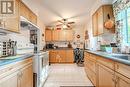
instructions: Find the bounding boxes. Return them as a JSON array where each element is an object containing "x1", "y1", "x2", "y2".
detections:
[
  {"x1": 117, "y1": 7, "x2": 130, "y2": 44},
  {"x1": 126, "y1": 8, "x2": 130, "y2": 43}
]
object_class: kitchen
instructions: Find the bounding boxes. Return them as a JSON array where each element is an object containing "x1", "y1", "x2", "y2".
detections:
[{"x1": 0, "y1": 0, "x2": 130, "y2": 87}]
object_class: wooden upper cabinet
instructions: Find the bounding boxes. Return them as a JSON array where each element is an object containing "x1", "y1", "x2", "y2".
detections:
[
  {"x1": 20, "y1": 1, "x2": 29, "y2": 20},
  {"x1": 45, "y1": 30, "x2": 52, "y2": 41},
  {"x1": 65, "y1": 30, "x2": 73, "y2": 41},
  {"x1": 97, "y1": 7, "x2": 104, "y2": 35},
  {"x1": 92, "y1": 5, "x2": 115, "y2": 37},
  {"x1": 92, "y1": 12, "x2": 98, "y2": 36},
  {"x1": 2, "y1": 0, "x2": 20, "y2": 33},
  {"x1": 29, "y1": 11, "x2": 37, "y2": 25},
  {"x1": 20, "y1": 1, "x2": 37, "y2": 25},
  {"x1": 53, "y1": 30, "x2": 60, "y2": 41}
]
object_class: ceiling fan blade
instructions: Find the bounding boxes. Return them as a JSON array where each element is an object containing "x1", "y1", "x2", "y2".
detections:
[
  {"x1": 68, "y1": 22, "x2": 75, "y2": 24},
  {"x1": 67, "y1": 24, "x2": 71, "y2": 28},
  {"x1": 56, "y1": 24, "x2": 62, "y2": 26},
  {"x1": 58, "y1": 20, "x2": 64, "y2": 24}
]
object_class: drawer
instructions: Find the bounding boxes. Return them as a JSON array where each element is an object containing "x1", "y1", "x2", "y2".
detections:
[
  {"x1": 97, "y1": 56, "x2": 115, "y2": 70},
  {"x1": 86, "y1": 59, "x2": 96, "y2": 73},
  {"x1": 115, "y1": 62, "x2": 130, "y2": 79},
  {"x1": 89, "y1": 54, "x2": 96, "y2": 61}
]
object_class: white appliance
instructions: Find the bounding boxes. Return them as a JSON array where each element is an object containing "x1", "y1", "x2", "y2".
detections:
[{"x1": 33, "y1": 51, "x2": 49, "y2": 87}]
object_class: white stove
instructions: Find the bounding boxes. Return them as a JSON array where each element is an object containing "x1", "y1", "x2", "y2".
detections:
[{"x1": 33, "y1": 51, "x2": 49, "y2": 87}]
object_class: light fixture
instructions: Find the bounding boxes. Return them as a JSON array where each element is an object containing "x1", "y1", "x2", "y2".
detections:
[{"x1": 63, "y1": 24, "x2": 67, "y2": 29}]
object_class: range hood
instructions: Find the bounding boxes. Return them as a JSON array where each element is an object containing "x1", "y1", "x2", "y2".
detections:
[{"x1": 20, "y1": 16, "x2": 39, "y2": 30}]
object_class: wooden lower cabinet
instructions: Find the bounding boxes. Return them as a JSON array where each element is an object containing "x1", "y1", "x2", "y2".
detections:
[
  {"x1": 66, "y1": 50, "x2": 74, "y2": 63},
  {"x1": 0, "y1": 72, "x2": 18, "y2": 87},
  {"x1": 20, "y1": 64, "x2": 33, "y2": 87},
  {"x1": 0, "y1": 58, "x2": 33, "y2": 87},
  {"x1": 115, "y1": 73, "x2": 130, "y2": 87},
  {"x1": 49, "y1": 50, "x2": 74, "y2": 63},
  {"x1": 49, "y1": 50, "x2": 57, "y2": 63},
  {"x1": 84, "y1": 52, "x2": 130, "y2": 87},
  {"x1": 97, "y1": 63, "x2": 115, "y2": 87}
]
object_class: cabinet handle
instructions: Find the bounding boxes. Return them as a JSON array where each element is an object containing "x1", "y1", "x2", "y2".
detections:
[{"x1": 116, "y1": 65, "x2": 119, "y2": 69}]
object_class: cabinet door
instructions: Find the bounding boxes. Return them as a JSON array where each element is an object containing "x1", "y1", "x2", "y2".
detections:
[
  {"x1": 20, "y1": 64, "x2": 33, "y2": 87},
  {"x1": 65, "y1": 30, "x2": 73, "y2": 41},
  {"x1": 45, "y1": 30, "x2": 52, "y2": 41},
  {"x1": 53, "y1": 30, "x2": 59, "y2": 41},
  {"x1": 97, "y1": 7, "x2": 104, "y2": 35},
  {"x1": 59, "y1": 30, "x2": 66, "y2": 41},
  {"x1": 0, "y1": 72, "x2": 18, "y2": 87},
  {"x1": 66, "y1": 50, "x2": 74, "y2": 63},
  {"x1": 92, "y1": 12, "x2": 98, "y2": 36},
  {"x1": 97, "y1": 63, "x2": 115, "y2": 87},
  {"x1": 29, "y1": 11, "x2": 37, "y2": 25},
  {"x1": 49, "y1": 51, "x2": 56, "y2": 63},
  {"x1": 2, "y1": 0, "x2": 20, "y2": 33},
  {"x1": 20, "y1": 1, "x2": 29, "y2": 20},
  {"x1": 116, "y1": 73, "x2": 130, "y2": 87},
  {"x1": 57, "y1": 50, "x2": 66, "y2": 63}
]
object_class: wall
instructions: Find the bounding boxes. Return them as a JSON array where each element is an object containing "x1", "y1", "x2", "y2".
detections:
[{"x1": 85, "y1": 0, "x2": 115, "y2": 50}]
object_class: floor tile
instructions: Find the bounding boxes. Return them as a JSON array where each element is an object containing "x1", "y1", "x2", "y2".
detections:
[{"x1": 43, "y1": 64, "x2": 93, "y2": 87}]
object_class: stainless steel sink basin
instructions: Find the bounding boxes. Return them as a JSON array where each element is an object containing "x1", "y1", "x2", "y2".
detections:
[{"x1": 110, "y1": 53, "x2": 130, "y2": 60}]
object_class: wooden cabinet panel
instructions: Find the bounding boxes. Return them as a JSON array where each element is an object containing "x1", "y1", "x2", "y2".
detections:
[
  {"x1": 49, "y1": 50, "x2": 74, "y2": 63},
  {"x1": 2, "y1": 0, "x2": 20, "y2": 33},
  {"x1": 0, "y1": 72, "x2": 18, "y2": 87},
  {"x1": 97, "y1": 7, "x2": 104, "y2": 35},
  {"x1": 49, "y1": 51, "x2": 57, "y2": 63},
  {"x1": 59, "y1": 30, "x2": 66, "y2": 41},
  {"x1": 29, "y1": 12, "x2": 37, "y2": 25},
  {"x1": 53, "y1": 30, "x2": 60, "y2": 41},
  {"x1": 20, "y1": 1, "x2": 37, "y2": 24},
  {"x1": 97, "y1": 56, "x2": 115, "y2": 70},
  {"x1": 65, "y1": 30, "x2": 73, "y2": 41},
  {"x1": 45, "y1": 30, "x2": 73, "y2": 42},
  {"x1": 57, "y1": 50, "x2": 66, "y2": 63},
  {"x1": 87, "y1": 68, "x2": 97, "y2": 86},
  {"x1": 115, "y1": 73, "x2": 130, "y2": 87},
  {"x1": 45, "y1": 30, "x2": 52, "y2": 41},
  {"x1": 21, "y1": 64, "x2": 33, "y2": 87},
  {"x1": 20, "y1": 1, "x2": 29, "y2": 20},
  {"x1": 66, "y1": 50, "x2": 74, "y2": 63},
  {"x1": 92, "y1": 5, "x2": 115, "y2": 36},
  {"x1": 115, "y1": 62, "x2": 130, "y2": 79},
  {"x1": 92, "y1": 12, "x2": 98, "y2": 36},
  {"x1": 0, "y1": 58, "x2": 33, "y2": 87},
  {"x1": 84, "y1": 52, "x2": 130, "y2": 87},
  {"x1": 97, "y1": 63, "x2": 115, "y2": 87}
]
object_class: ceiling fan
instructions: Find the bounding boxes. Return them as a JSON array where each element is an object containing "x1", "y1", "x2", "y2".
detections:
[{"x1": 56, "y1": 19, "x2": 75, "y2": 29}]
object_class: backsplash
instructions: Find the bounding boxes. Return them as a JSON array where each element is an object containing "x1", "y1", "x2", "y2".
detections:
[{"x1": 0, "y1": 29, "x2": 34, "y2": 54}]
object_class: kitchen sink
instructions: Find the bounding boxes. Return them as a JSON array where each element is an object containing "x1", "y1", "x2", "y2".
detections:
[{"x1": 111, "y1": 53, "x2": 130, "y2": 60}]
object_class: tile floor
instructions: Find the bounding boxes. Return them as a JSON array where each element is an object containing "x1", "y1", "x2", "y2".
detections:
[{"x1": 43, "y1": 64, "x2": 93, "y2": 87}]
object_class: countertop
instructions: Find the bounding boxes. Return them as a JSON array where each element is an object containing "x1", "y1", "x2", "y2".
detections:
[
  {"x1": 85, "y1": 50, "x2": 130, "y2": 66},
  {"x1": 0, "y1": 53, "x2": 34, "y2": 67},
  {"x1": 45, "y1": 47, "x2": 73, "y2": 50}
]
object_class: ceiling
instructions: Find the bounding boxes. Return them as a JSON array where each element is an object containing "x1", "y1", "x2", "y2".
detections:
[{"x1": 22, "y1": 0, "x2": 113, "y2": 27}]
